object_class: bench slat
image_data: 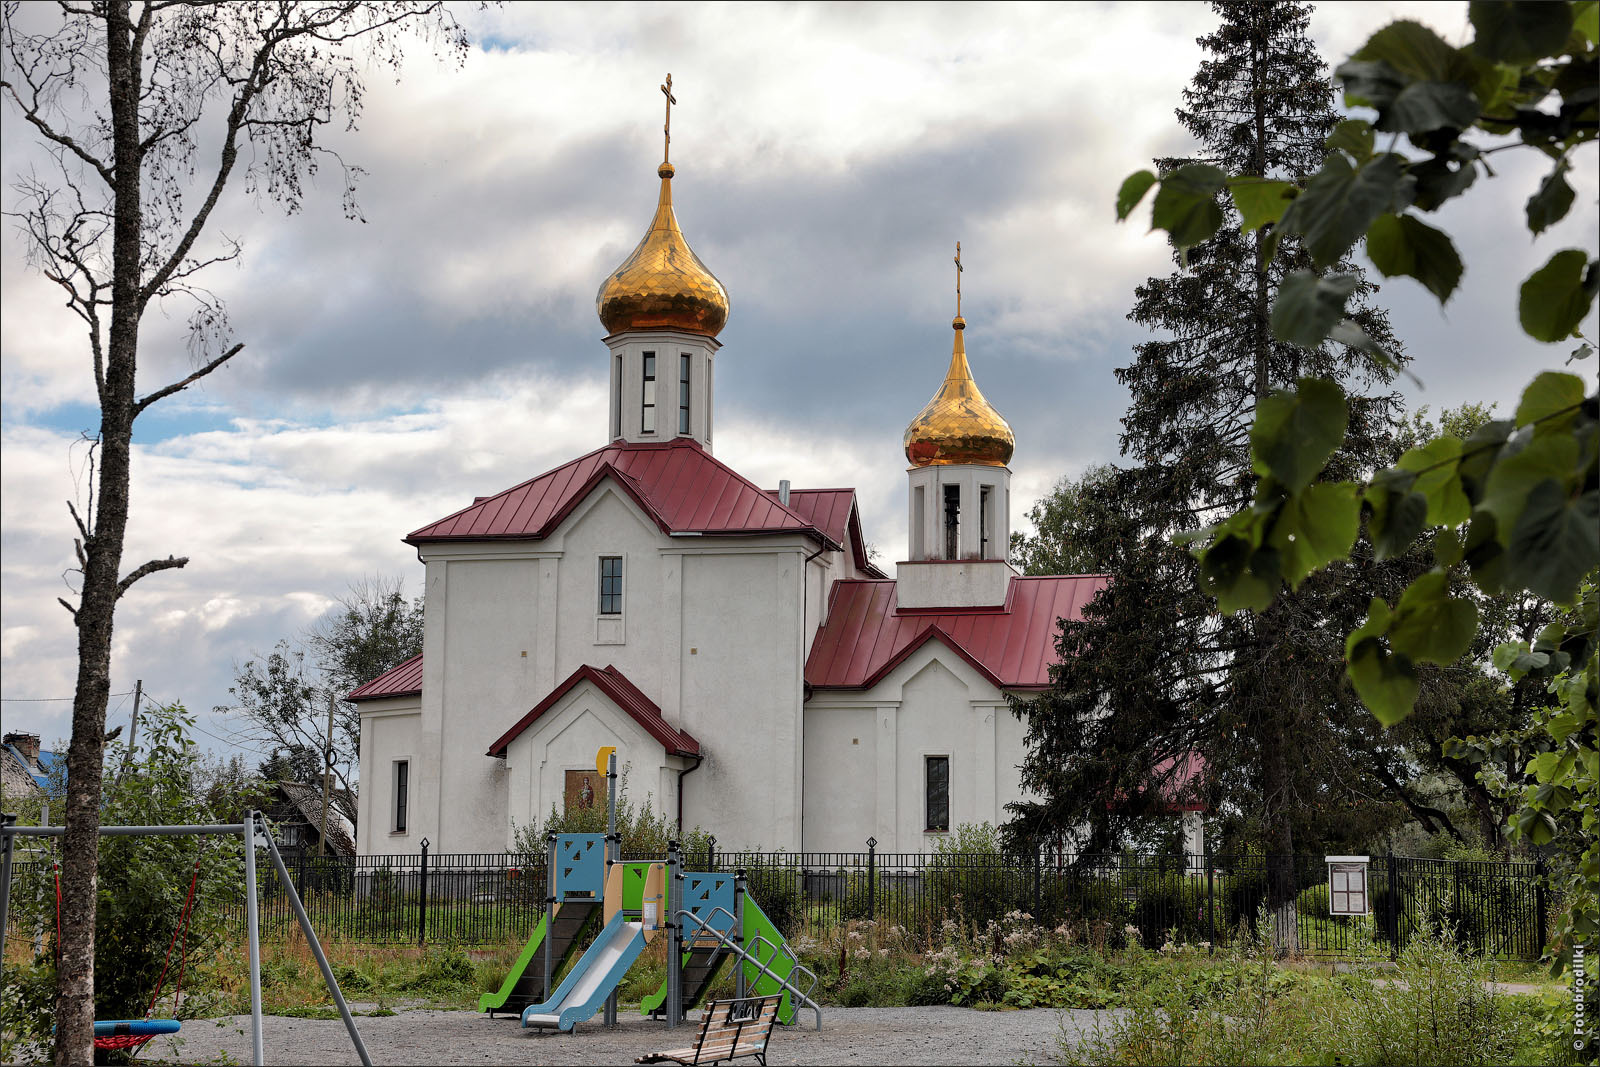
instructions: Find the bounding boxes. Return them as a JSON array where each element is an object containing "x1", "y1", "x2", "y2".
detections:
[{"x1": 636, "y1": 995, "x2": 782, "y2": 1066}]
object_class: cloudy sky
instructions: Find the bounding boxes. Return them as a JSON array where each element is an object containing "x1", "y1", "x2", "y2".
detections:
[{"x1": 2, "y1": 1, "x2": 1595, "y2": 761}]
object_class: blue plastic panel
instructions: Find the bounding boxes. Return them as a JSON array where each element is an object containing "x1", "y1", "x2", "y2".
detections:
[
  {"x1": 680, "y1": 872, "x2": 736, "y2": 935},
  {"x1": 556, "y1": 834, "x2": 605, "y2": 899}
]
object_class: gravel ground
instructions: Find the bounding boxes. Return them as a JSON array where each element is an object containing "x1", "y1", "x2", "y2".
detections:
[{"x1": 141, "y1": 1005, "x2": 1104, "y2": 1065}]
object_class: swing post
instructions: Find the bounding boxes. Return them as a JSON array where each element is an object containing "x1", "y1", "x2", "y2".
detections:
[
  {"x1": 0, "y1": 812, "x2": 16, "y2": 968},
  {"x1": 243, "y1": 811, "x2": 265, "y2": 1067}
]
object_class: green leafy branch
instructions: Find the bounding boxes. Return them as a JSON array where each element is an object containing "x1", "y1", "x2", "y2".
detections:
[{"x1": 1119, "y1": 1, "x2": 1599, "y2": 728}]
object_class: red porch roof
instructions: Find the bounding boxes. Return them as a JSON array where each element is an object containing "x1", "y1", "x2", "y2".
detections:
[
  {"x1": 347, "y1": 654, "x2": 423, "y2": 702},
  {"x1": 407, "y1": 438, "x2": 837, "y2": 549},
  {"x1": 486, "y1": 664, "x2": 700, "y2": 759},
  {"x1": 805, "y1": 575, "x2": 1110, "y2": 691}
]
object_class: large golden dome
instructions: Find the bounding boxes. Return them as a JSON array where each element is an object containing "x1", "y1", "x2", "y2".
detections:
[
  {"x1": 596, "y1": 162, "x2": 729, "y2": 338},
  {"x1": 904, "y1": 316, "x2": 1015, "y2": 467}
]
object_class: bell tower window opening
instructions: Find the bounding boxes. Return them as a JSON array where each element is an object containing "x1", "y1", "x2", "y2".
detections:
[
  {"x1": 612, "y1": 354, "x2": 623, "y2": 438},
  {"x1": 679, "y1": 353, "x2": 692, "y2": 434},
  {"x1": 641, "y1": 352, "x2": 657, "y2": 433},
  {"x1": 980, "y1": 486, "x2": 992, "y2": 559},
  {"x1": 912, "y1": 486, "x2": 926, "y2": 559},
  {"x1": 943, "y1": 484, "x2": 960, "y2": 560}
]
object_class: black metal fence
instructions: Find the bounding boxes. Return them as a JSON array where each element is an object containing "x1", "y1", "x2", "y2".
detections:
[{"x1": 9, "y1": 842, "x2": 1547, "y2": 961}]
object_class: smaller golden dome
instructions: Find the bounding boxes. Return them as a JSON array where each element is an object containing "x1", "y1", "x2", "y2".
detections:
[
  {"x1": 904, "y1": 316, "x2": 1015, "y2": 467},
  {"x1": 596, "y1": 164, "x2": 729, "y2": 338}
]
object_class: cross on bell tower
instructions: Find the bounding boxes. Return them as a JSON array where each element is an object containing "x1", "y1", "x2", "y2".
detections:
[{"x1": 661, "y1": 73, "x2": 676, "y2": 164}]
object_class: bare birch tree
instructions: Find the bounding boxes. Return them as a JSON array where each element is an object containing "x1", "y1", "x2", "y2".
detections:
[{"x1": 0, "y1": 4, "x2": 468, "y2": 1061}]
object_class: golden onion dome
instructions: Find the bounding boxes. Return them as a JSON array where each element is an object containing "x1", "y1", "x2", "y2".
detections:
[
  {"x1": 596, "y1": 162, "x2": 729, "y2": 338},
  {"x1": 903, "y1": 315, "x2": 1015, "y2": 467}
]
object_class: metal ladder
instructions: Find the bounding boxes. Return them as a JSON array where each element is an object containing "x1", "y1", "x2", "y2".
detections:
[{"x1": 676, "y1": 906, "x2": 823, "y2": 1030}]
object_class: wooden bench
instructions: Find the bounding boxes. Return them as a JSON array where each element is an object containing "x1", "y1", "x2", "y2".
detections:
[{"x1": 636, "y1": 995, "x2": 782, "y2": 1066}]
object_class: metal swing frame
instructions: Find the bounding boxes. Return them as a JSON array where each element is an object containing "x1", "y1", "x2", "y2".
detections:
[{"x1": 0, "y1": 810, "x2": 372, "y2": 1067}]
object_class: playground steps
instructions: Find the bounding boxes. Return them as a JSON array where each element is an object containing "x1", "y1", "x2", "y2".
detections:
[
  {"x1": 494, "y1": 899, "x2": 598, "y2": 1015},
  {"x1": 648, "y1": 941, "x2": 726, "y2": 1018}
]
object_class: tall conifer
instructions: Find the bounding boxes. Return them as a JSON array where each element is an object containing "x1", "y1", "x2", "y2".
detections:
[{"x1": 1008, "y1": 0, "x2": 1404, "y2": 947}]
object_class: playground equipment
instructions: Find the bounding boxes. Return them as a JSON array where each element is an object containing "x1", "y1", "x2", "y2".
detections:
[
  {"x1": 519, "y1": 857, "x2": 666, "y2": 1031},
  {"x1": 50, "y1": 854, "x2": 202, "y2": 1052},
  {"x1": 479, "y1": 833, "x2": 606, "y2": 1016},
  {"x1": 653, "y1": 847, "x2": 822, "y2": 1031},
  {"x1": 0, "y1": 811, "x2": 370, "y2": 1067},
  {"x1": 480, "y1": 745, "x2": 821, "y2": 1035}
]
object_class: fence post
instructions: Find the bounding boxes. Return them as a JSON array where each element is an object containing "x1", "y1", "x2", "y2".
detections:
[
  {"x1": 1534, "y1": 858, "x2": 1548, "y2": 954},
  {"x1": 707, "y1": 835, "x2": 716, "y2": 871},
  {"x1": 417, "y1": 837, "x2": 430, "y2": 947},
  {"x1": 865, "y1": 836, "x2": 876, "y2": 921},
  {"x1": 667, "y1": 839, "x2": 682, "y2": 1029},
  {"x1": 1386, "y1": 851, "x2": 1399, "y2": 960},
  {"x1": 1206, "y1": 849, "x2": 1215, "y2": 953},
  {"x1": 1033, "y1": 839, "x2": 1043, "y2": 918}
]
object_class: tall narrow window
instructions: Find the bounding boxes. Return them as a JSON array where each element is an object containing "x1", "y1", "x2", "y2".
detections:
[
  {"x1": 925, "y1": 756, "x2": 950, "y2": 832},
  {"x1": 393, "y1": 760, "x2": 409, "y2": 833},
  {"x1": 979, "y1": 486, "x2": 992, "y2": 559},
  {"x1": 913, "y1": 486, "x2": 926, "y2": 559},
  {"x1": 943, "y1": 484, "x2": 961, "y2": 559},
  {"x1": 599, "y1": 556, "x2": 623, "y2": 614},
  {"x1": 641, "y1": 352, "x2": 657, "y2": 433},
  {"x1": 612, "y1": 354, "x2": 623, "y2": 438},
  {"x1": 679, "y1": 353, "x2": 692, "y2": 434}
]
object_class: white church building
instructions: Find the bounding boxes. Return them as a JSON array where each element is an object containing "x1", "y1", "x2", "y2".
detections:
[{"x1": 348, "y1": 108, "x2": 1114, "y2": 856}]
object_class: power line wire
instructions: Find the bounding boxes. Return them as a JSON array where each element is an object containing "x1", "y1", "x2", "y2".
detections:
[{"x1": 0, "y1": 691, "x2": 135, "y2": 702}]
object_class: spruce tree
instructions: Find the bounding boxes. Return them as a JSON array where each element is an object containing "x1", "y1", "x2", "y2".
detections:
[{"x1": 1007, "y1": 0, "x2": 1405, "y2": 949}]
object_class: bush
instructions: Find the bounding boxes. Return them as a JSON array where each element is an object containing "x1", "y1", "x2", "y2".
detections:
[
  {"x1": 510, "y1": 768, "x2": 712, "y2": 860},
  {"x1": 924, "y1": 823, "x2": 1028, "y2": 928}
]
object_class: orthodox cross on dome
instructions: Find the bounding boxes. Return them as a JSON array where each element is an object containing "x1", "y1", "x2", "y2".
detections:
[
  {"x1": 661, "y1": 73, "x2": 677, "y2": 164},
  {"x1": 954, "y1": 240, "x2": 963, "y2": 318}
]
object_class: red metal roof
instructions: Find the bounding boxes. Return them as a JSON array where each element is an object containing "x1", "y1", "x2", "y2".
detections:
[
  {"x1": 486, "y1": 664, "x2": 700, "y2": 759},
  {"x1": 805, "y1": 575, "x2": 1110, "y2": 691},
  {"x1": 408, "y1": 438, "x2": 837, "y2": 548},
  {"x1": 1154, "y1": 753, "x2": 1207, "y2": 813},
  {"x1": 763, "y1": 488, "x2": 887, "y2": 578},
  {"x1": 347, "y1": 654, "x2": 423, "y2": 702}
]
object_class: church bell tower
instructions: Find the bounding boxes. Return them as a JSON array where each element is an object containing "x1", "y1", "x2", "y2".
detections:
[
  {"x1": 595, "y1": 74, "x2": 730, "y2": 451},
  {"x1": 897, "y1": 244, "x2": 1018, "y2": 608}
]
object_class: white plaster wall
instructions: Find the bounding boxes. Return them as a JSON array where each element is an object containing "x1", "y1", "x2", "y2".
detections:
[
  {"x1": 355, "y1": 702, "x2": 421, "y2": 854},
  {"x1": 802, "y1": 642, "x2": 1028, "y2": 851},
  {"x1": 549, "y1": 487, "x2": 667, "y2": 701},
  {"x1": 503, "y1": 679, "x2": 683, "y2": 848},
  {"x1": 895, "y1": 559, "x2": 1017, "y2": 609},
  {"x1": 677, "y1": 545, "x2": 806, "y2": 848},
  {"x1": 799, "y1": 703, "x2": 877, "y2": 851}
]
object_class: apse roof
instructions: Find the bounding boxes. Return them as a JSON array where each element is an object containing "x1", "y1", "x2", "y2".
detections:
[
  {"x1": 762, "y1": 488, "x2": 887, "y2": 578},
  {"x1": 407, "y1": 438, "x2": 837, "y2": 549},
  {"x1": 486, "y1": 664, "x2": 700, "y2": 759},
  {"x1": 347, "y1": 654, "x2": 423, "y2": 702},
  {"x1": 805, "y1": 575, "x2": 1110, "y2": 691}
]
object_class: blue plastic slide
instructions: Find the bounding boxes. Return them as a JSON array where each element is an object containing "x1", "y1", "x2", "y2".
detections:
[{"x1": 520, "y1": 911, "x2": 647, "y2": 1032}]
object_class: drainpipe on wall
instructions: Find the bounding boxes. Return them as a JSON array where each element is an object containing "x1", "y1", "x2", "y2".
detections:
[{"x1": 677, "y1": 752, "x2": 703, "y2": 832}]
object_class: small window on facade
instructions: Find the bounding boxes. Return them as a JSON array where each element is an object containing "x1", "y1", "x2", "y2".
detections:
[
  {"x1": 394, "y1": 760, "x2": 409, "y2": 833},
  {"x1": 641, "y1": 352, "x2": 657, "y2": 433},
  {"x1": 679, "y1": 353, "x2": 692, "y2": 434},
  {"x1": 943, "y1": 484, "x2": 961, "y2": 560},
  {"x1": 925, "y1": 755, "x2": 950, "y2": 832},
  {"x1": 979, "y1": 486, "x2": 992, "y2": 559},
  {"x1": 599, "y1": 556, "x2": 623, "y2": 614}
]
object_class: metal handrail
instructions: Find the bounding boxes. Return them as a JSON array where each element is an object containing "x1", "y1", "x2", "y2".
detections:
[{"x1": 676, "y1": 907, "x2": 822, "y2": 1030}]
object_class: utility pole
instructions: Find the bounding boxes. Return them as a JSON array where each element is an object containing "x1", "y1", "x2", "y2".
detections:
[
  {"x1": 127, "y1": 679, "x2": 143, "y2": 750},
  {"x1": 320, "y1": 692, "x2": 335, "y2": 857}
]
